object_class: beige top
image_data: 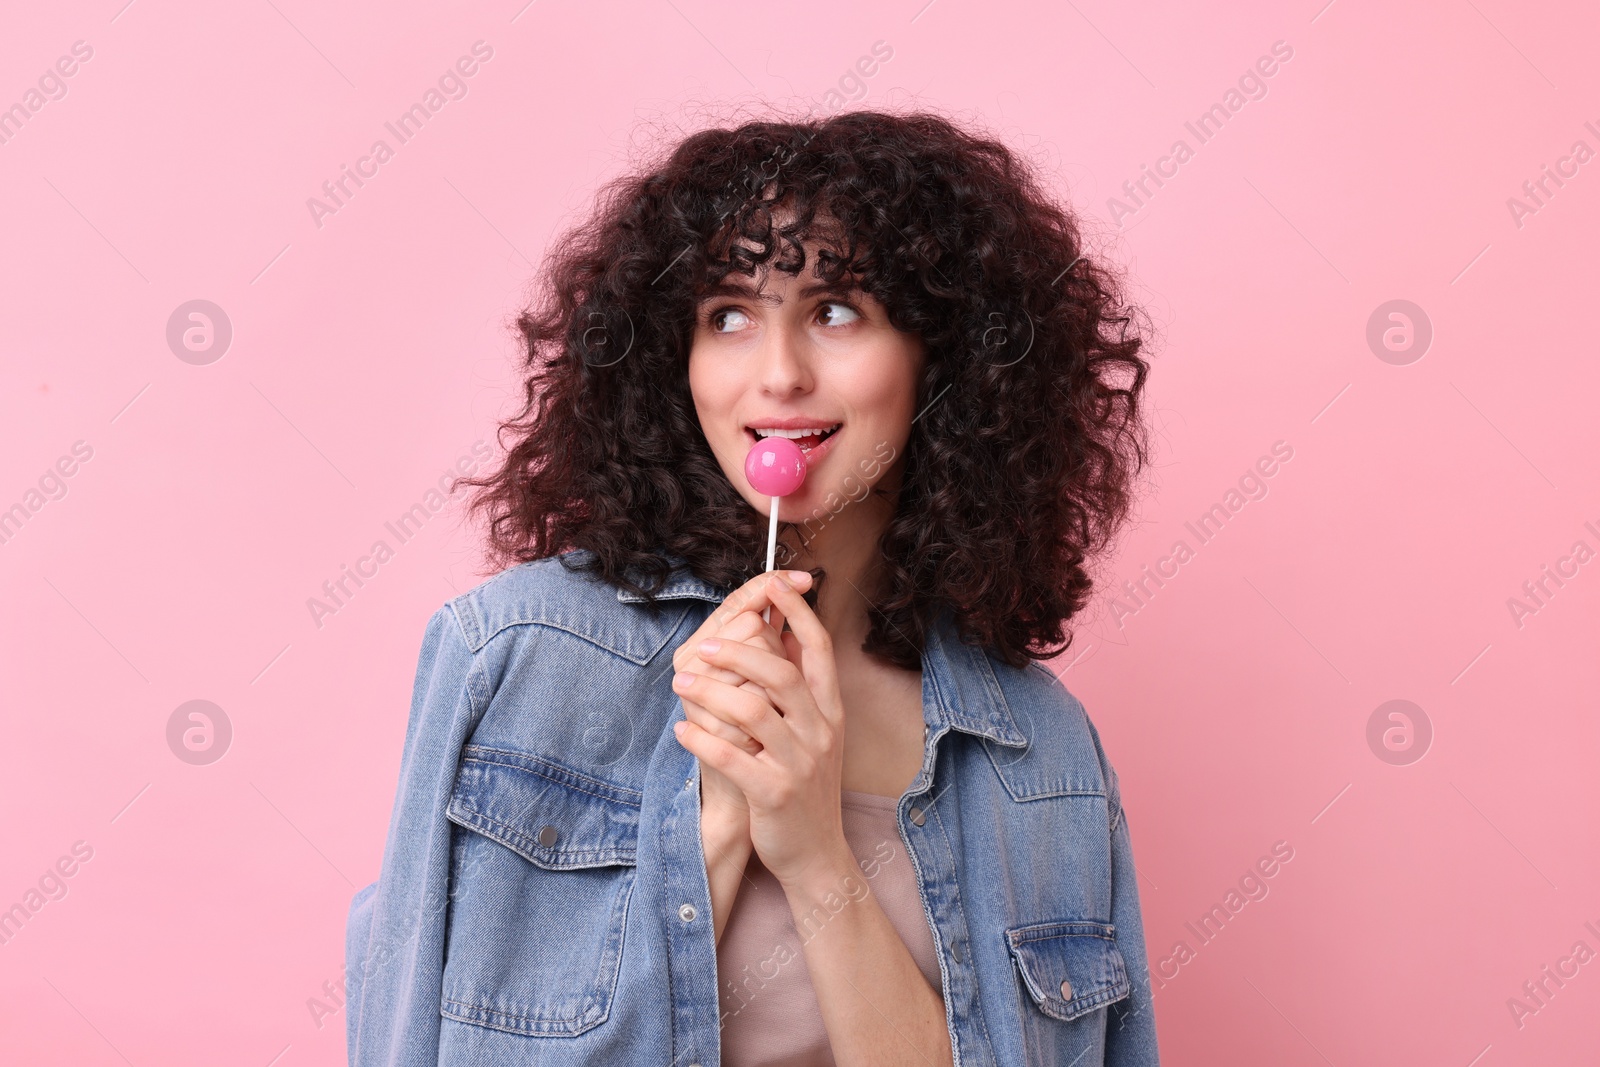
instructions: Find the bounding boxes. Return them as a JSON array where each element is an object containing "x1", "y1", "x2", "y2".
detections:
[{"x1": 715, "y1": 790, "x2": 944, "y2": 1067}]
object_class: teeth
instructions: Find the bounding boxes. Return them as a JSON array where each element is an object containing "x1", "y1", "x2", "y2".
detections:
[{"x1": 752, "y1": 424, "x2": 840, "y2": 440}]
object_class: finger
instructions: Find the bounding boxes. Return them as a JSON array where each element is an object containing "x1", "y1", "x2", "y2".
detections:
[
  {"x1": 677, "y1": 608, "x2": 766, "y2": 680},
  {"x1": 673, "y1": 671, "x2": 796, "y2": 763},
  {"x1": 720, "y1": 609, "x2": 784, "y2": 660},
  {"x1": 696, "y1": 638, "x2": 814, "y2": 728},
  {"x1": 673, "y1": 719, "x2": 765, "y2": 797},
  {"x1": 763, "y1": 574, "x2": 840, "y2": 714},
  {"x1": 673, "y1": 576, "x2": 803, "y2": 680},
  {"x1": 702, "y1": 570, "x2": 814, "y2": 642},
  {"x1": 688, "y1": 609, "x2": 767, "y2": 687},
  {"x1": 717, "y1": 608, "x2": 768, "y2": 644},
  {"x1": 764, "y1": 574, "x2": 832, "y2": 661},
  {"x1": 781, "y1": 628, "x2": 803, "y2": 666},
  {"x1": 675, "y1": 605, "x2": 749, "y2": 675},
  {"x1": 681, "y1": 697, "x2": 762, "y2": 754},
  {"x1": 712, "y1": 609, "x2": 785, "y2": 700},
  {"x1": 671, "y1": 578, "x2": 799, "y2": 703},
  {"x1": 765, "y1": 596, "x2": 788, "y2": 643}
]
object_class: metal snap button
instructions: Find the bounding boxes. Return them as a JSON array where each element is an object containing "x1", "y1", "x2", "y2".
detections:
[
  {"x1": 679, "y1": 903, "x2": 698, "y2": 923},
  {"x1": 537, "y1": 825, "x2": 558, "y2": 847},
  {"x1": 909, "y1": 806, "x2": 925, "y2": 827},
  {"x1": 1060, "y1": 978, "x2": 1073, "y2": 999}
]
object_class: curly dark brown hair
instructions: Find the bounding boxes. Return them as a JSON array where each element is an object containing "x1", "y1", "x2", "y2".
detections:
[{"x1": 457, "y1": 107, "x2": 1153, "y2": 670}]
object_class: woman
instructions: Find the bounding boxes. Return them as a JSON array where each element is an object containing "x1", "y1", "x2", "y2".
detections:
[{"x1": 345, "y1": 109, "x2": 1160, "y2": 1066}]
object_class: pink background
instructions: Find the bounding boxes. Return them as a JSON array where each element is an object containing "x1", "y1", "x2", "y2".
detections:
[{"x1": 2, "y1": 1, "x2": 1597, "y2": 1063}]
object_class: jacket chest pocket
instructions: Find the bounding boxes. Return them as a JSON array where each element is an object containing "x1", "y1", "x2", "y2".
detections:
[
  {"x1": 441, "y1": 744, "x2": 643, "y2": 1038},
  {"x1": 1005, "y1": 920, "x2": 1131, "y2": 1022}
]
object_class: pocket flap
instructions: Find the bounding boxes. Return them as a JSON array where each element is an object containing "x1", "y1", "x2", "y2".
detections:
[
  {"x1": 1004, "y1": 920, "x2": 1131, "y2": 1021},
  {"x1": 445, "y1": 744, "x2": 642, "y2": 869}
]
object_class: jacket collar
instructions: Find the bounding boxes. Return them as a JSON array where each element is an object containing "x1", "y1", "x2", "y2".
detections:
[
  {"x1": 613, "y1": 567, "x2": 731, "y2": 605},
  {"x1": 610, "y1": 552, "x2": 1027, "y2": 749}
]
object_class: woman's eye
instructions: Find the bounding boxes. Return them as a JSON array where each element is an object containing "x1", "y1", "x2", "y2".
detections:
[
  {"x1": 709, "y1": 307, "x2": 750, "y2": 333},
  {"x1": 817, "y1": 301, "x2": 861, "y2": 327}
]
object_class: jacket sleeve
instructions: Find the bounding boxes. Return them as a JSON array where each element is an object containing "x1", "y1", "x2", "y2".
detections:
[
  {"x1": 345, "y1": 602, "x2": 486, "y2": 1067},
  {"x1": 1086, "y1": 718, "x2": 1162, "y2": 1065}
]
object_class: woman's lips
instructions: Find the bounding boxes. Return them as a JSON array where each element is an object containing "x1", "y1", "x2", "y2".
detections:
[
  {"x1": 744, "y1": 426, "x2": 839, "y2": 467},
  {"x1": 795, "y1": 428, "x2": 837, "y2": 466}
]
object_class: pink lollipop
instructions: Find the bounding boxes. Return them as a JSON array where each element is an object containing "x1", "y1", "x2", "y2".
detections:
[
  {"x1": 744, "y1": 436, "x2": 808, "y2": 497},
  {"x1": 744, "y1": 437, "x2": 808, "y2": 621}
]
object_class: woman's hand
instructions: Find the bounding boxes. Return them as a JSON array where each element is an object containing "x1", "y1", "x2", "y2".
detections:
[
  {"x1": 671, "y1": 572, "x2": 851, "y2": 890},
  {"x1": 671, "y1": 570, "x2": 813, "y2": 825}
]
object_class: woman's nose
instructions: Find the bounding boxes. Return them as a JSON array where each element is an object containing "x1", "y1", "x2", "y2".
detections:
[{"x1": 755, "y1": 321, "x2": 812, "y2": 396}]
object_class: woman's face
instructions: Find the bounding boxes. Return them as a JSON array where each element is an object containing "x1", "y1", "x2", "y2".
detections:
[{"x1": 687, "y1": 256, "x2": 926, "y2": 528}]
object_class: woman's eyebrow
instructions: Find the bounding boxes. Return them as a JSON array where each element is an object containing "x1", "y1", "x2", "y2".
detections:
[
  {"x1": 800, "y1": 281, "x2": 863, "y2": 299},
  {"x1": 696, "y1": 279, "x2": 861, "y2": 304}
]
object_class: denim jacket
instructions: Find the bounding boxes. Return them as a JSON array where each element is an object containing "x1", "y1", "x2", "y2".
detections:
[{"x1": 345, "y1": 551, "x2": 1161, "y2": 1066}]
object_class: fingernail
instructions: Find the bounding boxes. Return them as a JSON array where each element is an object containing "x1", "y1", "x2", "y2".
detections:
[
  {"x1": 673, "y1": 671, "x2": 695, "y2": 687},
  {"x1": 673, "y1": 721, "x2": 685, "y2": 737},
  {"x1": 784, "y1": 570, "x2": 811, "y2": 584},
  {"x1": 699, "y1": 639, "x2": 721, "y2": 655}
]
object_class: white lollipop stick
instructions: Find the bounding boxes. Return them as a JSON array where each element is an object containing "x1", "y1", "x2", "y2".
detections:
[{"x1": 763, "y1": 495, "x2": 779, "y2": 624}]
